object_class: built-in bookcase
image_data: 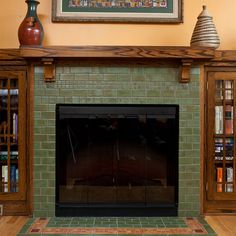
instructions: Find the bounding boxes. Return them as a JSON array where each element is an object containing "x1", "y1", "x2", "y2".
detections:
[
  {"x1": 206, "y1": 69, "x2": 236, "y2": 212},
  {"x1": 0, "y1": 70, "x2": 27, "y2": 215}
]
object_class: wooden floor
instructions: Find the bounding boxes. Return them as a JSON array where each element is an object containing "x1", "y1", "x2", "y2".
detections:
[
  {"x1": 0, "y1": 216, "x2": 29, "y2": 236},
  {"x1": 0, "y1": 215, "x2": 236, "y2": 236},
  {"x1": 205, "y1": 216, "x2": 236, "y2": 236}
]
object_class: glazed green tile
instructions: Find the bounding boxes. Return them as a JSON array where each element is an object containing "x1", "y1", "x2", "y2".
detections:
[
  {"x1": 71, "y1": 67, "x2": 92, "y2": 73},
  {"x1": 103, "y1": 74, "x2": 117, "y2": 81},
  {"x1": 117, "y1": 89, "x2": 132, "y2": 97},
  {"x1": 18, "y1": 224, "x2": 31, "y2": 234}
]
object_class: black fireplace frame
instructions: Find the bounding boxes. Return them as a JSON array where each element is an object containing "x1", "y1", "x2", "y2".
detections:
[{"x1": 55, "y1": 104, "x2": 179, "y2": 216}]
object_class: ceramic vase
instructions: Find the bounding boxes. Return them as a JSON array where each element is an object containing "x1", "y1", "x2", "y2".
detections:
[
  {"x1": 191, "y1": 5, "x2": 220, "y2": 49},
  {"x1": 18, "y1": 0, "x2": 44, "y2": 46}
]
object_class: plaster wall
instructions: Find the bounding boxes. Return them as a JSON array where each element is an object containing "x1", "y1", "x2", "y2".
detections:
[{"x1": 0, "y1": 0, "x2": 235, "y2": 49}]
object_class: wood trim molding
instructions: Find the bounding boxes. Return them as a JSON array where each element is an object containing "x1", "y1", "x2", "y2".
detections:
[
  {"x1": 41, "y1": 58, "x2": 55, "y2": 82},
  {"x1": 0, "y1": 49, "x2": 26, "y2": 66},
  {"x1": 180, "y1": 59, "x2": 193, "y2": 83}
]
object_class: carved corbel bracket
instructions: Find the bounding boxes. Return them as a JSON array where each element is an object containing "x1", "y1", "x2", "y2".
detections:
[
  {"x1": 180, "y1": 59, "x2": 193, "y2": 83},
  {"x1": 42, "y1": 58, "x2": 55, "y2": 82}
]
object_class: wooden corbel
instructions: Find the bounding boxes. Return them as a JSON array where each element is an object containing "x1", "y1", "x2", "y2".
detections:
[
  {"x1": 180, "y1": 59, "x2": 193, "y2": 83},
  {"x1": 42, "y1": 58, "x2": 55, "y2": 82}
]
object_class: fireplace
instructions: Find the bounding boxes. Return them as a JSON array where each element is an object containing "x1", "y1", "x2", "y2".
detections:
[
  {"x1": 33, "y1": 64, "x2": 200, "y2": 217},
  {"x1": 56, "y1": 104, "x2": 179, "y2": 216}
]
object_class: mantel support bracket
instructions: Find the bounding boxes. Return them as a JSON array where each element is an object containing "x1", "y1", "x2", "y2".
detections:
[
  {"x1": 42, "y1": 58, "x2": 55, "y2": 82},
  {"x1": 180, "y1": 59, "x2": 193, "y2": 83}
]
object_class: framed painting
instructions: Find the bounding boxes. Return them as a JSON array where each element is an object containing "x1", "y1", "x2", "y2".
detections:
[{"x1": 52, "y1": 0, "x2": 183, "y2": 23}]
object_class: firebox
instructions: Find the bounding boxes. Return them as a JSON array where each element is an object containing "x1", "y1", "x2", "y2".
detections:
[{"x1": 56, "y1": 104, "x2": 179, "y2": 216}]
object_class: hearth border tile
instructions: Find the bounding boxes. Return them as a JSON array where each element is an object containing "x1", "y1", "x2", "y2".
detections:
[{"x1": 17, "y1": 217, "x2": 216, "y2": 235}]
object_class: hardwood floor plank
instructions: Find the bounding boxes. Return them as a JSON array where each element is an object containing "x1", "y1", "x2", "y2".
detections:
[
  {"x1": 0, "y1": 216, "x2": 29, "y2": 236},
  {"x1": 205, "y1": 216, "x2": 236, "y2": 236}
]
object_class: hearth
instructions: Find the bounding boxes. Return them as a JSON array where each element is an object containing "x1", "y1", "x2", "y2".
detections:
[{"x1": 56, "y1": 104, "x2": 179, "y2": 216}]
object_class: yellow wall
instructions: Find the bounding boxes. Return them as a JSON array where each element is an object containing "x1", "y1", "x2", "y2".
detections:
[{"x1": 0, "y1": 0, "x2": 236, "y2": 49}]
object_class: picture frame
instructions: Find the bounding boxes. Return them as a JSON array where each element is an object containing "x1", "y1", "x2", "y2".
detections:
[{"x1": 52, "y1": 0, "x2": 183, "y2": 23}]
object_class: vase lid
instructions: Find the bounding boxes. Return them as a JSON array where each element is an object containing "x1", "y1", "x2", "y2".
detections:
[{"x1": 198, "y1": 5, "x2": 212, "y2": 19}]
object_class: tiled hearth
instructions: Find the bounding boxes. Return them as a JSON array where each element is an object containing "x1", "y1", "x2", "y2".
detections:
[
  {"x1": 18, "y1": 217, "x2": 216, "y2": 235},
  {"x1": 33, "y1": 63, "x2": 201, "y2": 217}
]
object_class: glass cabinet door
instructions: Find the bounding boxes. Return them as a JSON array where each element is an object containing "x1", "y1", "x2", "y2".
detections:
[
  {"x1": 207, "y1": 72, "x2": 236, "y2": 200},
  {"x1": 0, "y1": 78, "x2": 19, "y2": 193},
  {"x1": 0, "y1": 71, "x2": 26, "y2": 199}
]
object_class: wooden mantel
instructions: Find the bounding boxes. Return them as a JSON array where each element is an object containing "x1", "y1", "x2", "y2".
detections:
[
  {"x1": 19, "y1": 45, "x2": 216, "y2": 83},
  {"x1": 0, "y1": 46, "x2": 221, "y2": 83},
  {"x1": 20, "y1": 46, "x2": 215, "y2": 59}
]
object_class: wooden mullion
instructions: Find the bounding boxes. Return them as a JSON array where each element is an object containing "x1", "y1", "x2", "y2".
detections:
[
  {"x1": 7, "y1": 77, "x2": 11, "y2": 192},
  {"x1": 222, "y1": 80, "x2": 226, "y2": 192},
  {"x1": 207, "y1": 72, "x2": 216, "y2": 199},
  {"x1": 17, "y1": 70, "x2": 27, "y2": 200}
]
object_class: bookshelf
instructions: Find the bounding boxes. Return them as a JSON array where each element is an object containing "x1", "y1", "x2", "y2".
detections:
[
  {"x1": 0, "y1": 69, "x2": 27, "y2": 215},
  {"x1": 206, "y1": 69, "x2": 236, "y2": 213}
]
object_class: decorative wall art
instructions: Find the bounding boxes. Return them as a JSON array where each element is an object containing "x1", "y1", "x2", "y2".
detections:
[{"x1": 52, "y1": 0, "x2": 183, "y2": 23}]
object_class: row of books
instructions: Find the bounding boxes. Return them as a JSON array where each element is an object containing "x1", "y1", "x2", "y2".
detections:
[
  {"x1": 216, "y1": 167, "x2": 233, "y2": 192},
  {"x1": 0, "y1": 151, "x2": 18, "y2": 161},
  {"x1": 215, "y1": 105, "x2": 233, "y2": 134},
  {"x1": 1, "y1": 165, "x2": 18, "y2": 192},
  {"x1": 215, "y1": 138, "x2": 234, "y2": 161},
  {"x1": 0, "y1": 112, "x2": 18, "y2": 142}
]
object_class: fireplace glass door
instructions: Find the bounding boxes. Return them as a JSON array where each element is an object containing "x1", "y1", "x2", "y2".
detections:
[{"x1": 56, "y1": 105, "x2": 179, "y2": 216}]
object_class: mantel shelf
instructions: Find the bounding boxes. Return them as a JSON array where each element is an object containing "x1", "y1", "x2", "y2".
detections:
[
  {"x1": 20, "y1": 45, "x2": 215, "y2": 59},
  {"x1": 19, "y1": 45, "x2": 217, "y2": 83}
]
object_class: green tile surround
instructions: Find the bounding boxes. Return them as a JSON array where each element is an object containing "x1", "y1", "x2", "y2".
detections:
[{"x1": 34, "y1": 65, "x2": 200, "y2": 217}]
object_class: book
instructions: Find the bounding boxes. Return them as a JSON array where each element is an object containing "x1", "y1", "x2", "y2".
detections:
[
  {"x1": 217, "y1": 167, "x2": 223, "y2": 192},
  {"x1": 215, "y1": 106, "x2": 223, "y2": 134},
  {"x1": 225, "y1": 105, "x2": 233, "y2": 134},
  {"x1": 225, "y1": 138, "x2": 234, "y2": 160},
  {"x1": 10, "y1": 165, "x2": 17, "y2": 192},
  {"x1": 1, "y1": 165, "x2": 8, "y2": 192},
  {"x1": 12, "y1": 113, "x2": 18, "y2": 142},
  {"x1": 226, "y1": 167, "x2": 233, "y2": 182},
  {"x1": 226, "y1": 167, "x2": 234, "y2": 192},
  {"x1": 0, "y1": 151, "x2": 18, "y2": 161},
  {"x1": 215, "y1": 138, "x2": 223, "y2": 160}
]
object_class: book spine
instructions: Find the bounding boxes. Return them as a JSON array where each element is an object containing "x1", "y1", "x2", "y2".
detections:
[
  {"x1": 13, "y1": 113, "x2": 17, "y2": 142},
  {"x1": 1, "y1": 165, "x2": 8, "y2": 192},
  {"x1": 15, "y1": 113, "x2": 18, "y2": 141},
  {"x1": 215, "y1": 138, "x2": 223, "y2": 160},
  {"x1": 10, "y1": 165, "x2": 16, "y2": 192},
  {"x1": 215, "y1": 106, "x2": 223, "y2": 134},
  {"x1": 225, "y1": 138, "x2": 234, "y2": 160},
  {"x1": 217, "y1": 167, "x2": 223, "y2": 192},
  {"x1": 226, "y1": 167, "x2": 234, "y2": 192},
  {"x1": 225, "y1": 105, "x2": 233, "y2": 134}
]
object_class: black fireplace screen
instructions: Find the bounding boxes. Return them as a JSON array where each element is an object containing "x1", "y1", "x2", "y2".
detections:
[{"x1": 56, "y1": 105, "x2": 179, "y2": 216}]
